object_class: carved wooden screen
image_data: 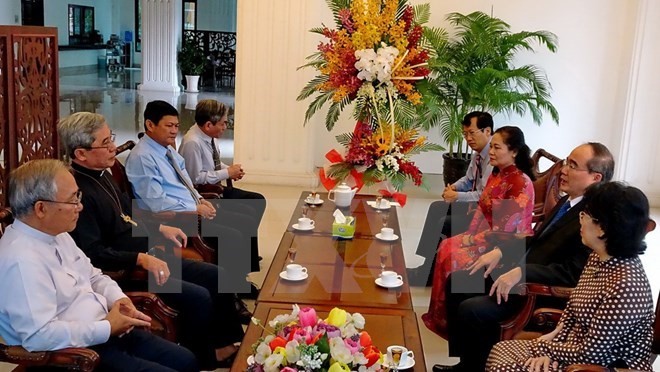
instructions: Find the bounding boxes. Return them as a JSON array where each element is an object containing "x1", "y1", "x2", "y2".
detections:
[{"x1": 0, "y1": 26, "x2": 59, "y2": 207}]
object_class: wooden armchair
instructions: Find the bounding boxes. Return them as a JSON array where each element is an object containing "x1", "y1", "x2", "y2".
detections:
[
  {"x1": 110, "y1": 141, "x2": 216, "y2": 263},
  {"x1": 531, "y1": 149, "x2": 563, "y2": 225},
  {"x1": 0, "y1": 207, "x2": 177, "y2": 371}
]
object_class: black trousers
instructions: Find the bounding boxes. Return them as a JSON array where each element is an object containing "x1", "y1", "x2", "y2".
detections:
[
  {"x1": 413, "y1": 201, "x2": 475, "y2": 280},
  {"x1": 124, "y1": 256, "x2": 244, "y2": 370},
  {"x1": 445, "y1": 269, "x2": 524, "y2": 371},
  {"x1": 90, "y1": 329, "x2": 197, "y2": 372},
  {"x1": 214, "y1": 186, "x2": 266, "y2": 273},
  {"x1": 169, "y1": 213, "x2": 252, "y2": 293}
]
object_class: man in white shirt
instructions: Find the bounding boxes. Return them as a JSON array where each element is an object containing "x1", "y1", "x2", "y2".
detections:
[
  {"x1": 179, "y1": 99, "x2": 265, "y2": 273},
  {"x1": 0, "y1": 159, "x2": 196, "y2": 372},
  {"x1": 408, "y1": 111, "x2": 494, "y2": 286}
]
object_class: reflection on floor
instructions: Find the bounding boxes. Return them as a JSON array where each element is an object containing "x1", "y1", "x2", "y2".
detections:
[{"x1": 1, "y1": 71, "x2": 658, "y2": 371}]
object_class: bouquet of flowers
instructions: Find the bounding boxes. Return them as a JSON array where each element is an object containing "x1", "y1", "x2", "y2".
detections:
[
  {"x1": 248, "y1": 305, "x2": 385, "y2": 372},
  {"x1": 297, "y1": 0, "x2": 443, "y2": 191}
]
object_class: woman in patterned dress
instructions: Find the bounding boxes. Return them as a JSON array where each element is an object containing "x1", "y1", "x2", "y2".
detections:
[
  {"x1": 422, "y1": 126, "x2": 536, "y2": 337},
  {"x1": 487, "y1": 181, "x2": 654, "y2": 372}
]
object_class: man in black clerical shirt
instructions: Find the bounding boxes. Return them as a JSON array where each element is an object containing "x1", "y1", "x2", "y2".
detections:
[{"x1": 58, "y1": 112, "x2": 247, "y2": 370}]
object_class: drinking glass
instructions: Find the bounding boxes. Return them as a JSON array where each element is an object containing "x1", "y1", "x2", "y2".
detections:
[
  {"x1": 381, "y1": 211, "x2": 390, "y2": 227},
  {"x1": 375, "y1": 195, "x2": 383, "y2": 208},
  {"x1": 390, "y1": 347, "x2": 402, "y2": 372},
  {"x1": 287, "y1": 247, "x2": 297, "y2": 264},
  {"x1": 301, "y1": 204, "x2": 309, "y2": 218},
  {"x1": 379, "y1": 251, "x2": 388, "y2": 274}
]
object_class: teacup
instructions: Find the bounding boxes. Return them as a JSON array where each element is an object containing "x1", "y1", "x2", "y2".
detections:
[
  {"x1": 380, "y1": 227, "x2": 394, "y2": 239},
  {"x1": 381, "y1": 270, "x2": 402, "y2": 285},
  {"x1": 387, "y1": 345, "x2": 414, "y2": 367},
  {"x1": 378, "y1": 199, "x2": 391, "y2": 208},
  {"x1": 313, "y1": 193, "x2": 321, "y2": 202},
  {"x1": 298, "y1": 217, "x2": 315, "y2": 229},
  {"x1": 286, "y1": 264, "x2": 307, "y2": 279}
]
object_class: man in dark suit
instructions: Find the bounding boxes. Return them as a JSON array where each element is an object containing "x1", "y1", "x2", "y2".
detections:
[{"x1": 432, "y1": 142, "x2": 615, "y2": 372}]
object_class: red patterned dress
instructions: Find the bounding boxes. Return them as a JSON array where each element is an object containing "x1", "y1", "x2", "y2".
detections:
[{"x1": 422, "y1": 164, "x2": 535, "y2": 337}]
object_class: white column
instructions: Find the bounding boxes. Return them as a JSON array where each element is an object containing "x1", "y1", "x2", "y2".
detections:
[
  {"x1": 616, "y1": 0, "x2": 660, "y2": 206},
  {"x1": 138, "y1": 0, "x2": 182, "y2": 92},
  {"x1": 233, "y1": 0, "x2": 329, "y2": 187}
]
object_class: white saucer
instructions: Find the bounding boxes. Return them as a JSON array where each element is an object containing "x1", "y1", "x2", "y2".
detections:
[
  {"x1": 292, "y1": 223, "x2": 314, "y2": 231},
  {"x1": 375, "y1": 232, "x2": 399, "y2": 241},
  {"x1": 384, "y1": 356, "x2": 415, "y2": 370},
  {"x1": 305, "y1": 198, "x2": 324, "y2": 205},
  {"x1": 280, "y1": 271, "x2": 308, "y2": 281},
  {"x1": 367, "y1": 200, "x2": 392, "y2": 210},
  {"x1": 247, "y1": 355, "x2": 255, "y2": 365},
  {"x1": 375, "y1": 277, "x2": 403, "y2": 288}
]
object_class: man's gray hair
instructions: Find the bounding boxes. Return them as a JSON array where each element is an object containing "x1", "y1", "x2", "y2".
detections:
[
  {"x1": 9, "y1": 159, "x2": 69, "y2": 218},
  {"x1": 57, "y1": 112, "x2": 106, "y2": 161}
]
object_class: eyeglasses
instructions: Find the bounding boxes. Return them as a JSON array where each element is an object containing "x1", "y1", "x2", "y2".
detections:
[
  {"x1": 84, "y1": 132, "x2": 116, "y2": 150},
  {"x1": 462, "y1": 128, "x2": 485, "y2": 138},
  {"x1": 579, "y1": 210, "x2": 599, "y2": 223},
  {"x1": 562, "y1": 159, "x2": 590, "y2": 172},
  {"x1": 36, "y1": 190, "x2": 83, "y2": 206}
]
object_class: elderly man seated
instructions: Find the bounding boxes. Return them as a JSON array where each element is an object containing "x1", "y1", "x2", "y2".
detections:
[{"x1": 0, "y1": 159, "x2": 197, "y2": 372}]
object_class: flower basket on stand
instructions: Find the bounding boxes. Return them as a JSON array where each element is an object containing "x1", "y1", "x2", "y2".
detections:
[{"x1": 297, "y1": 0, "x2": 443, "y2": 193}]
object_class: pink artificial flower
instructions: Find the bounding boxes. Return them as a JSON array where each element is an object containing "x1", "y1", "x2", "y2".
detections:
[
  {"x1": 299, "y1": 307, "x2": 318, "y2": 328},
  {"x1": 281, "y1": 368, "x2": 297, "y2": 372},
  {"x1": 343, "y1": 337, "x2": 360, "y2": 354}
]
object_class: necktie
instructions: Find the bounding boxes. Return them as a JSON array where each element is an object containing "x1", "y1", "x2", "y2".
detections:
[
  {"x1": 472, "y1": 153, "x2": 482, "y2": 191},
  {"x1": 166, "y1": 149, "x2": 201, "y2": 205},
  {"x1": 543, "y1": 201, "x2": 570, "y2": 232},
  {"x1": 210, "y1": 138, "x2": 233, "y2": 189}
]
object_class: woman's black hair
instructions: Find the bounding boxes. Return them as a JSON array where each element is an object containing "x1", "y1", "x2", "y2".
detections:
[
  {"x1": 583, "y1": 181, "x2": 650, "y2": 257},
  {"x1": 493, "y1": 126, "x2": 535, "y2": 181}
]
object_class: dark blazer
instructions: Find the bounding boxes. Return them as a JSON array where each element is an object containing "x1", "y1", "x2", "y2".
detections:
[{"x1": 522, "y1": 196, "x2": 591, "y2": 287}]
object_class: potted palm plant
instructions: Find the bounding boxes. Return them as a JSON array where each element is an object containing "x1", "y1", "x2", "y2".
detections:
[
  {"x1": 419, "y1": 11, "x2": 559, "y2": 184},
  {"x1": 177, "y1": 39, "x2": 206, "y2": 92}
]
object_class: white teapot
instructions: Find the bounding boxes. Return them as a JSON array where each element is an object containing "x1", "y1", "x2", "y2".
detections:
[{"x1": 328, "y1": 182, "x2": 358, "y2": 208}]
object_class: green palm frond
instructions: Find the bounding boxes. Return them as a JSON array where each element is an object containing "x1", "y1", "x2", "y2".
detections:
[
  {"x1": 393, "y1": 99, "x2": 418, "y2": 129},
  {"x1": 335, "y1": 132, "x2": 354, "y2": 147},
  {"x1": 326, "y1": 96, "x2": 351, "y2": 131},
  {"x1": 309, "y1": 27, "x2": 327, "y2": 35},
  {"x1": 296, "y1": 75, "x2": 328, "y2": 101},
  {"x1": 395, "y1": 0, "x2": 409, "y2": 21},
  {"x1": 327, "y1": 162, "x2": 352, "y2": 181},
  {"x1": 407, "y1": 142, "x2": 444, "y2": 155},
  {"x1": 303, "y1": 91, "x2": 334, "y2": 126},
  {"x1": 413, "y1": 4, "x2": 431, "y2": 25}
]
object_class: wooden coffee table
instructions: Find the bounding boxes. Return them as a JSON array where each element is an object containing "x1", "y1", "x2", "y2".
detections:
[{"x1": 231, "y1": 192, "x2": 425, "y2": 371}]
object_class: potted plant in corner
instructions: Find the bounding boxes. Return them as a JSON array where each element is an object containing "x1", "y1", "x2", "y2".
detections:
[
  {"x1": 177, "y1": 39, "x2": 206, "y2": 92},
  {"x1": 418, "y1": 11, "x2": 559, "y2": 185}
]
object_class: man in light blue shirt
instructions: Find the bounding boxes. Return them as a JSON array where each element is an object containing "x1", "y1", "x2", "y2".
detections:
[
  {"x1": 0, "y1": 159, "x2": 196, "y2": 371},
  {"x1": 408, "y1": 111, "x2": 494, "y2": 286},
  {"x1": 126, "y1": 100, "x2": 255, "y2": 295}
]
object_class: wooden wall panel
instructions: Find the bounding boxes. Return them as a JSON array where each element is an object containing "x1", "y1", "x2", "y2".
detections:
[{"x1": 0, "y1": 26, "x2": 59, "y2": 206}]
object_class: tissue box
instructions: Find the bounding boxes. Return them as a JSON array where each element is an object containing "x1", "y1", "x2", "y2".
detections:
[{"x1": 332, "y1": 216, "x2": 356, "y2": 239}]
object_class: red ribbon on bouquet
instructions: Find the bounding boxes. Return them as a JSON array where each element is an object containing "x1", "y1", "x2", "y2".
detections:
[
  {"x1": 319, "y1": 149, "x2": 365, "y2": 191},
  {"x1": 378, "y1": 188, "x2": 407, "y2": 207}
]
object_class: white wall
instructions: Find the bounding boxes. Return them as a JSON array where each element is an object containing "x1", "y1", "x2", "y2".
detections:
[
  {"x1": 0, "y1": 0, "x2": 21, "y2": 25},
  {"x1": 197, "y1": 0, "x2": 236, "y2": 32}
]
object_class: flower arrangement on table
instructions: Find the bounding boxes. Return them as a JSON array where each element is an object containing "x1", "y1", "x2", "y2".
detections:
[
  {"x1": 248, "y1": 305, "x2": 385, "y2": 372},
  {"x1": 297, "y1": 0, "x2": 443, "y2": 192}
]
